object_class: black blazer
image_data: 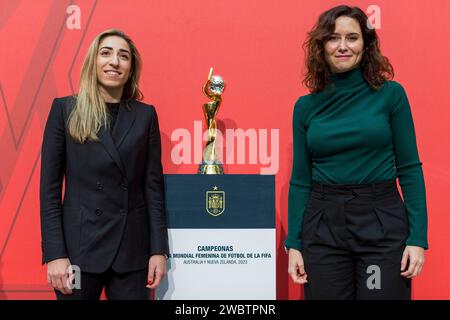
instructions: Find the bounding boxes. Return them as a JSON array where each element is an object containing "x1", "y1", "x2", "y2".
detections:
[{"x1": 40, "y1": 96, "x2": 169, "y2": 273}]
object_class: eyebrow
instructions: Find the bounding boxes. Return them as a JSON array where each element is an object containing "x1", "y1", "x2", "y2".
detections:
[
  {"x1": 330, "y1": 32, "x2": 361, "y2": 36},
  {"x1": 99, "y1": 46, "x2": 131, "y2": 54}
]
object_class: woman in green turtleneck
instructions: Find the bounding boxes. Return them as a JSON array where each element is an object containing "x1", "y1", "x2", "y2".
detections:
[{"x1": 286, "y1": 5, "x2": 428, "y2": 300}]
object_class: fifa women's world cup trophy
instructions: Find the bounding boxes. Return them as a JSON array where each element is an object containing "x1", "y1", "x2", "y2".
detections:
[{"x1": 198, "y1": 68, "x2": 226, "y2": 174}]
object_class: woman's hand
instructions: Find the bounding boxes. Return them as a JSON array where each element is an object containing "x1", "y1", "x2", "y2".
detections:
[
  {"x1": 47, "y1": 258, "x2": 73, "y2": 295},
  {"x1": 400, "y1": 245, "x2": 425, "y2": 278},
  {"x1": 288, "y1": 248, "x2": 308, "y2": 284},
  {"x1": 147, "y1": 254, "x2": 167, "y2": 289}
]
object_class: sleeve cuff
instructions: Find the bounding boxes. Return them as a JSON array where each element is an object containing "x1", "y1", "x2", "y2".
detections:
[
  {"x1": 284, "y1": 239, "x2": 302, "y2": 252},
  {"x1": 151, "y1": 253, "x2": 169, "y2": 260},
  {"x1": 406, "y1": 239, "x2": 429, "y2": 250}
]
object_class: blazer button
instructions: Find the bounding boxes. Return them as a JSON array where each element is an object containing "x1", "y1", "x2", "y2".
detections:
[
  {"x1": 120, "y1": 183, "x2": 127, "y2": 191},
  {"x1": 95, "y1": 208, "x2": 102, "y2": 216},
  {"x1": 120, "y1": 209, "x2": 126, "y2": 215},
  {"x1": 97, "y1": 182, "x2": 103, "y2": 191}
]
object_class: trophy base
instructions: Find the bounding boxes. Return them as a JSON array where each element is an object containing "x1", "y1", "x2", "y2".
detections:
[{"x1": 198, "y1": 163, "x2": 223, "y2": 175}]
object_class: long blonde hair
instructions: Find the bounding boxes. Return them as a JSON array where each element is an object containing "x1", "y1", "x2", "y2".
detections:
[{"x1": 68, "y1": 29, "x2": 143, "y2": 143}]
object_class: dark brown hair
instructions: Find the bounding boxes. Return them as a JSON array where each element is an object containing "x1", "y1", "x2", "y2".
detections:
[{"x1": 303, "y1": 5, "x2": 394, "y2": 93}]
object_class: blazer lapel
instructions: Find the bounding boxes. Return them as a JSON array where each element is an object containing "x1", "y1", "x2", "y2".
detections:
[
  {"x1": 98, "y1": 100, "x2": 136, "y2": 178},
  {"x1": 112, "y1": 100, "x2": 136, "y2": 148}
]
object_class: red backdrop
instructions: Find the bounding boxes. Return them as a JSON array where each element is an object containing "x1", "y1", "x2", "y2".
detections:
[{"x1": 0, "y1": 0, "x2": 449, "y2": 299}]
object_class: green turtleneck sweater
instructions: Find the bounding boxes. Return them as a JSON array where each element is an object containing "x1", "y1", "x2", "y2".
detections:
[{"x1": 285, "y1": 66, "x2": 428, "y2": 251}]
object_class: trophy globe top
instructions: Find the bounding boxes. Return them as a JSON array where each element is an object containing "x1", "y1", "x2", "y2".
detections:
[{"x1": 206, "y1": 75, "x2": 225, "y2": 97}]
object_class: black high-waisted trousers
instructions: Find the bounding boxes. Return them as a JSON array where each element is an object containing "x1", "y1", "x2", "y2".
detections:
[{"x1": 302, "y1": 180, "x2": 411, "y2": 300}]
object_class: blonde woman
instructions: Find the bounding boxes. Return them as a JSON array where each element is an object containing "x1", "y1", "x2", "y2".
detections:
[{"x1": 40, "y1": 29, "x2": 168, "y2": 300}]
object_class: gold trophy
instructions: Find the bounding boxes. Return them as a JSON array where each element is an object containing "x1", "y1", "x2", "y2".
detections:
[{"x1": 198, "y1": 68, "x2": 225, "y2": 174}]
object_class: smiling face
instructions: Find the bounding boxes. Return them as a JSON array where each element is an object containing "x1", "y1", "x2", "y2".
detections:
[
  {"x1": 324, "y1": 16, "x2": 364, "y2": 73},
  {"x1": 96, "y1": 35, "x2": 132, "y2": 100}
]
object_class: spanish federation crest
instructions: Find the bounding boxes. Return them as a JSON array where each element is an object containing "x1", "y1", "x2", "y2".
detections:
[{"x1": 206, "y1": 186, "x2": 225, "y2": 216}]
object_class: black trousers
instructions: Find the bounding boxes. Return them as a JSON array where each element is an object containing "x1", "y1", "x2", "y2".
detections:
[
  {"x1": 302, "y1": 180, "x2": 411, "y2": 300},
  {"x1": 55, "y1": 267, "x2": 149, "y2": 300}
]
